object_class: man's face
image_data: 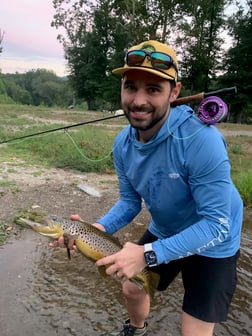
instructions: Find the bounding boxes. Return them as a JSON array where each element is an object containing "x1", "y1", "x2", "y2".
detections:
[{"x1": 121, "y1": 70, "x2": 179, "y2": 137}]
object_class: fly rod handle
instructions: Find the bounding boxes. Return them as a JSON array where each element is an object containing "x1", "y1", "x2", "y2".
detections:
[
  {"x1": 171, "y1": 92, "x2": 204, "y2": 106},
  {"x1": 171, "y1": 86, "x2": 237, "y2": 107}
]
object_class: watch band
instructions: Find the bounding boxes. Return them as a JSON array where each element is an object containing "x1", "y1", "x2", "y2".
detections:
[
  {"x1": 144, "y1": 243, "x2": 158, "y2": 267},
  {"x1": 144, "y1": 243, "x2": 153, "y2": 253}
]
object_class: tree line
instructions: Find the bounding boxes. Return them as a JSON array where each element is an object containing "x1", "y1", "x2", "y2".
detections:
[
  {"x1": 51, "y1": 0, "x2": 252, "y2": 123},
  {"x1": 0, "y1": 0, "x2": 251, "y2": 123},
  {"x1": 0, "y1": 69, "x2": 74, "y2": 107}
]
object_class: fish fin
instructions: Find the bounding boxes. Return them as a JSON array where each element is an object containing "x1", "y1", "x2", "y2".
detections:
[
  {"x1": 98, "y1": 265, "x2": 108, "y2": 277},
  {"x1": 148, "y1": 270, "x2": 160, "y2": 300},
  {"x1": 15, "y1": 217, "x2": 31, "y2": 228},
  {"x1": 130, "y1": 278, "x2": 144, "y2": 290}
]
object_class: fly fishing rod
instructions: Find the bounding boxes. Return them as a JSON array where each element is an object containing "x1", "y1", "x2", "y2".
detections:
[
  {"x1": 173, "y1": 86, "x2": 237, "y2": 125},
  {"x1": 0, "y1": 86, "x2": 237, "y2": 145},
  {"x1": 171, "y1": 86, "x2": 237, "y2": 106}
]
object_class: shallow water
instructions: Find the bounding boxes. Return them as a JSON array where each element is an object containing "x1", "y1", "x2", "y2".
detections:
[{"x1": 0, "y1": 222, "x2": 251, "y2": 336}]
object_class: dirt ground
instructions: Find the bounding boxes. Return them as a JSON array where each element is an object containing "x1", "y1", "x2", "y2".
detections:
[
  {"x1": 0, "y1": 162, "x2": 151, "y2": 241},
  {"x1": 0, "y1": 123, "x2": 251, "y2": 235}
]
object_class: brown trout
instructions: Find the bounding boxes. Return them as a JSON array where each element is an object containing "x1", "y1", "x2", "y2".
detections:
[{"x1": 15, "y1": 216, "x2": 159, "y2": 298}]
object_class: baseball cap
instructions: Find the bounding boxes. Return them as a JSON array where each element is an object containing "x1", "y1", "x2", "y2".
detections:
[{"x1": 112, "y1": 40, "x2": 178, "y2": 82}]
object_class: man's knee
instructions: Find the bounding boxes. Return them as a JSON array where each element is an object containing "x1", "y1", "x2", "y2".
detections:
[
  {"x1": 122, "y1": 281, "x2": 146, "y2": 300},
  {"x1": 181, "y1": 312, "x2": 215, "y2": 336}
]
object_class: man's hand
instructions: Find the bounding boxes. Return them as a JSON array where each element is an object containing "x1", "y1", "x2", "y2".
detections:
[
  {"x1": 96, "y1": 242, "x2": 146, "y2": 281},
  {"x1": 49, "y1": 235, "x2": 78, "y2": 251}
]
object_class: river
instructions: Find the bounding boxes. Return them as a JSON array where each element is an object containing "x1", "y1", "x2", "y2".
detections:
[{"x1": 0, "y1": 219, "x2": 251, "y2": 336}]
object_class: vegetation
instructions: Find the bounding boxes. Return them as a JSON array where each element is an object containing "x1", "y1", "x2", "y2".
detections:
[
  {"x1": 0, "y1": 104, "x2": 127, "y2": 171},
  {"x1": 50, "y1": 0, "x2": 252, "y2": 122},
  {"x1": 0, "y1": 104, "x2": 251, "y2": 204},
  {"x1": 0, "y1": 1, "x2": 252, "y2": 123},
  {"x1": 0, "y1": 70, "x2": 74, "y2": 107},
  {"x1": 0, "y1": 29, "x2": 3, "y2": 54},
  {"x1": 0, "y1": 222, "x2": 13, "y2": 245}
]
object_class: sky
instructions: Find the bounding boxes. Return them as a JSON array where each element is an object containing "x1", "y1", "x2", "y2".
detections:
[
  {"x1": 0, "y1": 0, "x2": 67, "y2": 76},
  {"x1": 0, "y1": 1, "x2": 247, "y2": 78}
]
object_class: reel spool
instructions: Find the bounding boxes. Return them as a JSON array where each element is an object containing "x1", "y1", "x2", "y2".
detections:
[{"x1": 197, "y1": 96, "x2": 229, "y2": 125}]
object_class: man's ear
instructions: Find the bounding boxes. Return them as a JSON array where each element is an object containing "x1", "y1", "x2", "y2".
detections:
[{"x1": 170, "y1": 82, "x2": 181, "y2": 103}]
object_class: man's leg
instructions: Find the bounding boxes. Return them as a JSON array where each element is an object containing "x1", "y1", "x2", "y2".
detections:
[
  {"x1": 181, "y1": 252, "x2": 240, "y2": 336},
  {"x1": 122, "y1": 281, "x2": 150, "y2": 328},
  {"x1": 181, "y1": 312, "x2": 215, "y2": 336}
]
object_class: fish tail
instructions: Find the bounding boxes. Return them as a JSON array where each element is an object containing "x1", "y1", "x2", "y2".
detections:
[{"x1": 146, "y1": 270, "x2": 160, "y2": 299}]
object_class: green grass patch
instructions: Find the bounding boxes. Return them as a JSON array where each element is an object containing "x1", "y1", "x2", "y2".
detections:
[
  {"x1": 0, "y1": 180, "x2": 16, "y2": 187},
  {"x1": 6, "y1": 125, "x2": 116, "y2": 172},
  {"x1": 233, "y1": 170, "x2": 252, "y2": 206},
  {"x1": 0, "y1": 222, "x2": 14, "y2": 245}
]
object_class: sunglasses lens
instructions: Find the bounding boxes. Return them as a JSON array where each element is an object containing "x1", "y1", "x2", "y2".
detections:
[
  {"x1": 126, "y1": 50, "x2": 176, "y2": 72},
  {"x1": 127, "y1": 50, "x2": 146, "y2": 66},
  {"x1": 151, "y1": 52, "x2": 172, "y2": 69}
]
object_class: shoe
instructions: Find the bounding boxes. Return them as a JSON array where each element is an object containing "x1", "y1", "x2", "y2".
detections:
[{"x1": 100, "y1": 319, "x2": 148, "y2": 335}]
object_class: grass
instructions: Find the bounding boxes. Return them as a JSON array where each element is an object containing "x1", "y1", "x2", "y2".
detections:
[
  {"x1": 0, "y1": 104, "x2": 127, "y2": 172},
  {"x1": 0, "y1": 222, "x2": 14, "y2": 245},
  {"x1": 223, "y1": 134, "x2": 252, "y2": 205},
  {"x1": 232, "y1": 170, "x2": 252, "y2": 206}
]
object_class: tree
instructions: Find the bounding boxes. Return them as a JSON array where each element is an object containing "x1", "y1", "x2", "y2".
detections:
[
  {"x1": 0, "y1": 29, "x2": 4, "y2": 54},
  {"x1": 220, "y1": 0, "x2": 252, "y2": 123},
  {"x1": 1, "y1": 70, "x2": 73, "y2": 107},
  {"x1": 51, "y1": 0, "x2": 237, "y2": 110},
  {"x1": 175, "y1": 0, "x2": 232, "y2": 93}
]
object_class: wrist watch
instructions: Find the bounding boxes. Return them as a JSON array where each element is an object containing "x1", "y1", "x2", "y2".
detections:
[{"x1": 144, "y1": 243, "x2": 158, "y2": 267}]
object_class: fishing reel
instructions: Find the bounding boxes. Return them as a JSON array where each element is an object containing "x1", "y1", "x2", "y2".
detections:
[{"x1": 197, "y1": 96, "x2": 229, "y2": 125}]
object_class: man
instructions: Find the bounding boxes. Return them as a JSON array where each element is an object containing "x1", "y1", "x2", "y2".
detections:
[
  {"x1": 53, "y1": 40, "x2": 243, "y2": 336},
  {"x1": 94, "y1": 40, "x2": 243, "y2": 336}
]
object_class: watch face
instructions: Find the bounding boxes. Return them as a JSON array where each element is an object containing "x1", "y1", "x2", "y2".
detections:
[{"x1": 144, "y1": 250, "x2": 157, "y2": 266}]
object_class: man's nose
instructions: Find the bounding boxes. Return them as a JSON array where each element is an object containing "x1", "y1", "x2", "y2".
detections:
[{"x1": 132, "y1": 89, "x2": 147, "y2": 105}]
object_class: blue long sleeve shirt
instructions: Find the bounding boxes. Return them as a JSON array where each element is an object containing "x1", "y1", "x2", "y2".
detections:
[{"x1": 97, "y1": 105, "x2": 243, "y2": 264}]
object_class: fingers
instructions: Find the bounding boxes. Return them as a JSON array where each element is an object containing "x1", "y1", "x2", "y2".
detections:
[
  {"x1": 70, "y1": 214, "x2": 81, "y2": 221},
  {"x1": 49, "y1": 240, "x2": 60, "y2": 248},
  {"x1": 96, "y1": 256, "x2": 128, "y2": 282},
  {"x1": 49, "y1": 235, "x2": 78, "y2": 251},
  {"x1": 49, "y1": 236, "x2": 65, "y2": 248},
  {"x1": 96, "y1": 255, "x2": 113, "y2": 267},
  {"x1": 112, "y1": 270, "x2": 128, "y2": 284}
]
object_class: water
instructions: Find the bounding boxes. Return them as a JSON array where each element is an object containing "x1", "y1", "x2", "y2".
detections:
[{"x1": 0, "y1": 222, "x2": 251, "y2": 336}]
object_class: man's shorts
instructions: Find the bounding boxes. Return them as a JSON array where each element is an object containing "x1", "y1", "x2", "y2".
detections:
[{"x1": 138, "y1": 229, "x2": 240, "y2": 323}]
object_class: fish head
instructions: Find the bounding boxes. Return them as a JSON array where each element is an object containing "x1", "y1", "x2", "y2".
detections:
[{"x1": 15, "y1": 217, "x2": 65, "y2": 238}]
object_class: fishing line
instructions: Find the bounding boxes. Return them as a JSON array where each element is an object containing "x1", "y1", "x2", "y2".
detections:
[
  {"x1": 2, "y1": 115, "x2": 124, "y2": 164},
  {"x1": 65, "y1": 130, "x2": 113, "y2": 163},
  {"x1": 167, "y1": 96, "x2": 229, "y2": 140},
  {"x1": 167, "y1": 110, "x2": 207, "y2": 140},
  {"x1": 0, "y1": 113, "x2": 125, "y2": 145}
]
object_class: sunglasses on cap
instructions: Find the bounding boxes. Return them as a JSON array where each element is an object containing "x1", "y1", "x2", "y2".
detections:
[{"x1": 126, "y1": 50, "x2": 178, "y2": 72}]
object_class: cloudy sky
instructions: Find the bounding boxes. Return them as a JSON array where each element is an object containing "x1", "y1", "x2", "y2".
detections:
[
  {"x1": 0, "y1": 0, "x2": 67, "y2": 76},
  {"x1": 0, "y1": 1, "x2": 247, "y2": 77}
]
